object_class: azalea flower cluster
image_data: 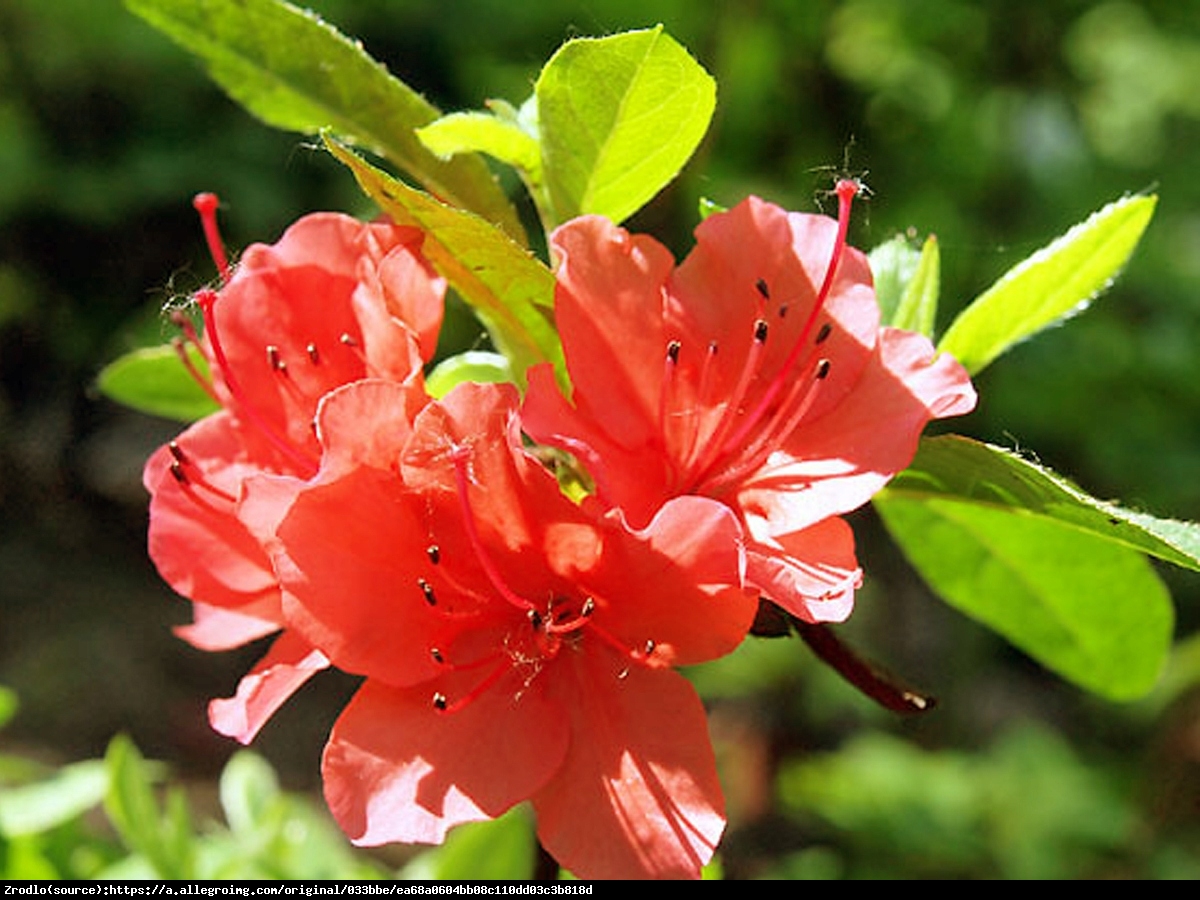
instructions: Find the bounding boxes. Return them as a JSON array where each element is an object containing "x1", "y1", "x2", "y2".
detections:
[{"x1": 145, "y1": 182, "x2": 976, "y2": 879}]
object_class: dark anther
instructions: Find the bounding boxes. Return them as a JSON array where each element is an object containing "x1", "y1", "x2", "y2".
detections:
[
  {"x1": 528, "y1": 609, "x2": 543, "y2": 629},
  {"x1": 418, "y1": 578, "x2": 437, "y2": 606},
  {"x1": 708, "y1": 340, "x2": 719, "y2": 355},
  {"x1": 169, "y1": 462, "x2": 188, "y2": 484},
  {"x1": 581, "y1": 597, "x2": 595, "y2": 617},
  {"x1": 816, "y1": 359, "x2": 832, "y2": 380},
  {"x1": 778, "y1": 304, "x2": 789, "y2": 319},
  {"x1": 754, "y1": 319, "x2": 769, "y2": 343},
  {"x1": 755, "y1": 278, "x2": 770, "y2": 299},
  {"x1": 815, "y1": 322, "x2": 833, "y2": 344},
  {"x1": 430, "y1": 647, "x2": 444, "y2": 664},
  {"x1": 266, "y1": 345, "x2": 285, "y2": 371},
  {"x1": 168, "y1": 441, "x2": 187, "y2": 464},
  {"x1": 432, "y1": 693, "x2": 448, "y2": 711},
  {"x1": 306, "y1": 343, "x2": 320, "y2": 364},
  {"x1": 666, "y1": 340, "x2": 681, "y2": 363},
  {"x1": 644, "y1": 639, "x2": 656, "y2": 655},
  {"x1": 427, "y1": 544, "x2": 441, "y2": 565}
]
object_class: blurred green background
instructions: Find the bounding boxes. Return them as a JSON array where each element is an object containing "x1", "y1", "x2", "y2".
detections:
[{"x1": 1, "y1": 0, "x2": 1198, "y2": 878}]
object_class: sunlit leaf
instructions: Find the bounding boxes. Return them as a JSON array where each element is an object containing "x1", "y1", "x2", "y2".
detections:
[
  {"x1": 327, "y1": 138, "x2": 565, "y2": 389},
  {"x1": 0, "y1": 761, "x2": 108, "y2": 837},
  {"x1": 869, "y1": 233, "x2": 939, "y2": 336},
  {"x1": 96, "y1": 343, "x2": 219, "y2": 422},
  {"x1": 103, "y1": 735, "x2": 192, "y2": 879},
  {"x1": 418, "y1": 111, "x2": 542, "y2": 181},
  {"x1": 536, "y1": 26, "x2": 716, "y2": 225},
  {"x1": 400, "y1": 806, "x2": 535, "y2": 880},
  {"x1": 426, "y1": 351, "x2": 514, "y2": 398},
  {"x1": 0, "y1": 686, "x2": 16, "y2": 729},
  {"x1": 124, "y1": 0, "x2": 523, "y2": 242},
  {"x1": 884, "y1": 435, "x2": 1200, "y2": 572},
  {"x1": 938, "y1": 193, "x2": 1156, "y2": 374},
  {"x1": 875, "y1": 436, "x2": 1179, "y2": 700},
  {"x1": 218, "y1": 751, "x2": 280, "y2": 837}
]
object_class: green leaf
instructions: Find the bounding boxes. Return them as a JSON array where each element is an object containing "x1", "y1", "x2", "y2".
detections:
[
  {"x1": 426, "y1": 351, "x2": 514, "y2": 399},
  {"x1": 868, "y1": 234, "x2": 919, "y2": 326},
  {"x1": 886, "y1": 435, "x2": 1200, "y2": 572},
  {"x1": 96, "y1": 343, "x2": 220, "y2": 422},
  {"x1": 218, "y1": 751, "x2": 280, "y2": 837},
  {"x1": 893, "y1": 235, "x2": 939, "y2": 336},
  {"x1": 103, "y1": 735, "x2": 192, "y2": 879},
  {"x1": 0, "y1": 761, "x2": 108, "y2": 837},
  {"x1": 400, "y1": 807, "x2": 535, "y2": 880},
  {"x1": 536, "y1": 26, "x2": 716, "y2": 225},
  {"x1": 875, "y1": 436, "x2": 1180, "y2": 700},
  {"x1": 938, "y1": 193, "x2": 1156, "y2": 374},
  {"x1": 418, "y1": 110, "x2": 542, "y2": 182},
  {"x1": 0, "y1": 686, "x2": 16, "y2": 729},
  {"x1": 869, "y1": 233, "x2": 939, "y2": 336},
  {"x1": 326, "y1": 138, "x2": 566, "y2": 389},
  {"x1": 124, "y1": 0, "x2": 523, "y2": 243}
]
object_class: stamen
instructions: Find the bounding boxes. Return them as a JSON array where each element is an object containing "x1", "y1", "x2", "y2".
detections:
[
  {"x1": 815, "y1": 322, "x2": 832, "y2": 344},
  {"x1": 166, "y1": 455, "x2": 237, "y2": 505},
  {"x1": 715, "y1": 179, "x2": 859, "y2": 458},
  {"x1": 266, "y1": 345, "x2": 286, "y2": 372},
  {"x1": 659, "y1": 340, "x2": 682, "y2": 439},
  {"x1": 755, "y1": 278, "x2": 770, "y2": 299},
  {"x1": 196, "y1": 289, "x2": 318, "y2": 476},
  {"x1": 192, "y1": 192, "x2": 231, "y2": 282},
  {"x1": 170, "y1": 337, "x2": 221, "y2": 405},
  {"x1": 451, "y1": 448, "x2": 535, "y2": 612},
  {"x1": 433, "y1": 659, "x2": 511, "y2": 714},
  {"x1": 339, "y1": 332, "x2": 366, "y2": 364},
  {"x1": 418, "y1": 578, "x2": 437, "y2": 606},
  {"x1": 306, "y1": 343, "x2": 320, "y2": 365},
  {"x1": 431, "y1": 648, "x2": 444, "y2": 664},
  {"x1": 427, "y1": 544, "x2": 441, "y2": 565}
]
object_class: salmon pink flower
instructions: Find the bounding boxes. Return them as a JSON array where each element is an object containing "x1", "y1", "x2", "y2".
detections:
[
  {"x1": 253, "y1": 378, "x2": 756, "y2": 879},
  {"x1": 143, "y1": 194, "x2": 446, "y2": 742},
  {"x1": 523, "y1": 183, "x2": 977, "y2": 624}
]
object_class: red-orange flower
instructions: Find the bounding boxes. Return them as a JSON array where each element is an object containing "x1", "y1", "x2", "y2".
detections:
[
  {"x1": 252, "y1": 379, "x2": 756, "y2": 879},
  {"x1": 143, "y1": 197, "x2": 445, "y2": 742},
  {"x1": 523, "y1": 186, "x2": 977, "y2": 624}
]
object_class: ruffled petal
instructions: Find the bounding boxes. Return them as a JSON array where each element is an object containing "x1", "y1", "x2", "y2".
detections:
[
  {"x1": 584, "y1": 496, "x2": 755, "y2": 667},
  {"x1": 208, "y1": 630, "x2": 329, "y2": 744},
  {"x1": 322, "y1": 677, "x2": 567, "y2": 846},
  {"x1": 173, "y1": 599, "x2": 281, "y2": 651},
  {"x1": 534, "y1": 648, "x2": 725, "y2": 880},
  {"x1": 741, "y1": 328, "x2": 977, "y2": 531},
  {"x1": 744, "y1": 516, "x2": 862, "y2": 624},
  {"x1": 144, "y1": 412, "x2": 278, "y2": 609}
]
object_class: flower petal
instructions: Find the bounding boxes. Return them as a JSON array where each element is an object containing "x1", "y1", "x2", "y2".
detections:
[
  {"x1": 322, "y1": 677, "x2": 567, "y2": 846},
  {"x1": 534, "y1": 648, "x2": 725, "y2": 880},
  {"x1": 745, "y1": 516, "x2": 862, "y2": 624},
  {"x1": 208, "y1": 630, "x2": 329, "y2": 744},
  {"x1": 741, "y1": 328, "x2": 977, "y2": 531},
  {"x1": 144, "y1": 412, "x2": 278, "y2": 610},
  {"x1": 586, "y1": 496, "x2": 756, "y2": 667},
  {"x1": 173, "y1": 599, "x2": 280, "y2": 651}
]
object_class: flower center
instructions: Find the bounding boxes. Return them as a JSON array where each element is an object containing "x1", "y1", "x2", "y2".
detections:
[
  {"x1": 421, "y1": 444, "x2": 660, "y2": 713},
  {"x1": 659, "y1": 178, "x2": 861, "y2": 497}
]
